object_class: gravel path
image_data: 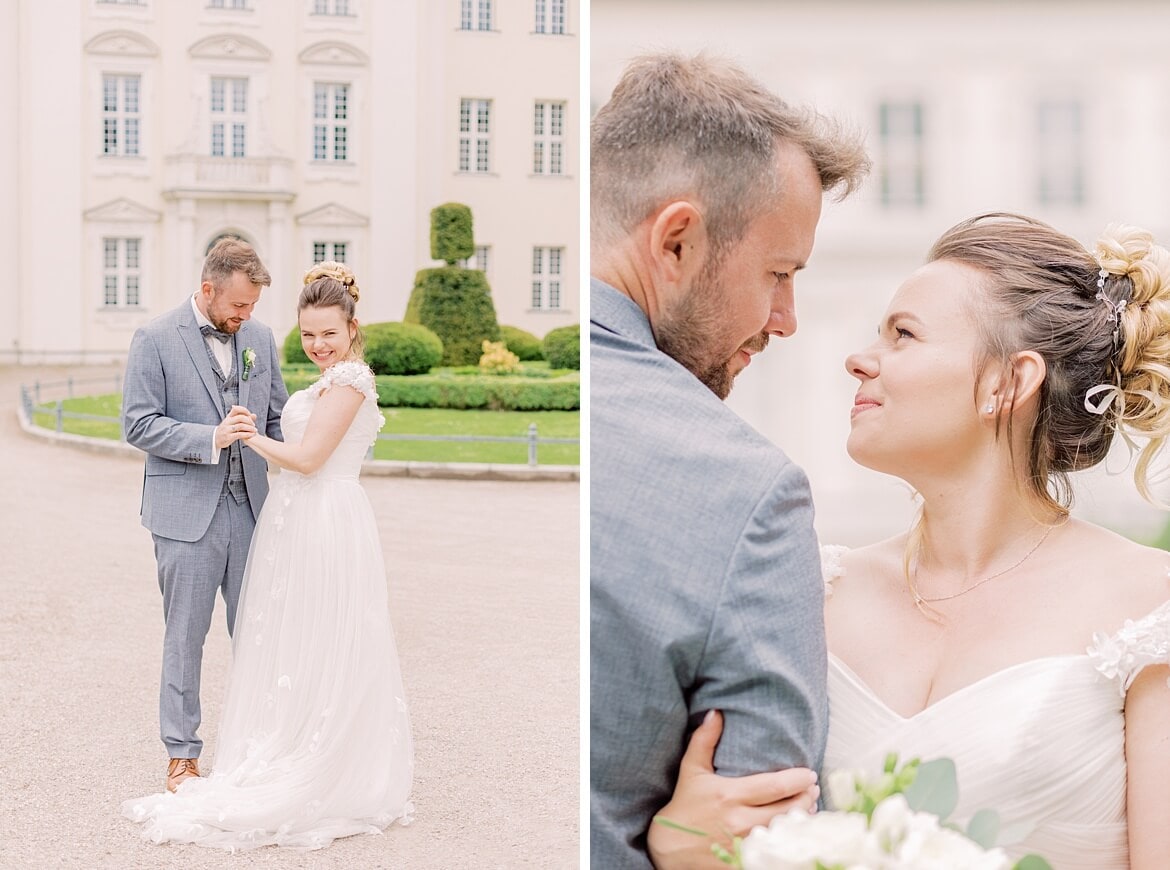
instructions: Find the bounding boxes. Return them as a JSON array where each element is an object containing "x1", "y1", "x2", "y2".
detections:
[{"x1": 0, "y1": 366, "x2": 581, "y2": 869}]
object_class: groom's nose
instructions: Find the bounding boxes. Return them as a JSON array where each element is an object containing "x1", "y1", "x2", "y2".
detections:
[{"x1": 766, "y1": 284, "x2": 797, "y2": 338}]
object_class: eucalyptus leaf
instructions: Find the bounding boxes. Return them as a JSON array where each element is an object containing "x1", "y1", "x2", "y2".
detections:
[
  {"x1": 902, "y1": 757, "x2": 959, "y2": 819},
  {"x1": 965, "y1": 809, "x2": 1001, "y2": 848},
  {"x1": 1012, "y1": 856, "x2": 1054, "y2": 870}
]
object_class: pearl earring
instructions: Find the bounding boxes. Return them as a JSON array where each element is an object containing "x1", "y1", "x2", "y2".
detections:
[{"x1": 984, "y1": 403, "x2": 995, "y2": 414}]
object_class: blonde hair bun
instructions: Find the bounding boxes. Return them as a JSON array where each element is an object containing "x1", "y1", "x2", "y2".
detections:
[{"x1": 303, "y1": 260, "x2": 360, "y2": 302}]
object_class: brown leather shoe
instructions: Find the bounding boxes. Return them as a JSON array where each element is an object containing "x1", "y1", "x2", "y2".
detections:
[{"x1": 166, "y1": 757, "x2": 201, "y2": 793}]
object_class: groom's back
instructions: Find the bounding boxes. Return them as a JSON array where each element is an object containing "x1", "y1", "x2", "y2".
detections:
[{"x1": 589, "y1": 283, "x2": 828, "y2": 868}]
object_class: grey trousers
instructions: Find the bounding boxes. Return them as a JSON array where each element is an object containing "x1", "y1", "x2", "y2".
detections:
[{"x1": 153, "y1": 493, "x2": 255, "y2": 759}]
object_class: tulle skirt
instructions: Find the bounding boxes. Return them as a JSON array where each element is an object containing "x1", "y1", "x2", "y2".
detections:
[{"x1": 123, "y1": 472, "x2": 414, "y2": 851}]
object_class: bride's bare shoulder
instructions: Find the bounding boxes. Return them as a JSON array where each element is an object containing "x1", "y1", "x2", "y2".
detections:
[
  {"x1": 838, "y1": 535, "x2": 907, "y2": 576},
  {"x1": 823, "y1": 535, "x2": 907, "y2": 600},
  {"x1": 1062, "y1": 519, "x2": 1170, "y2": 622}
]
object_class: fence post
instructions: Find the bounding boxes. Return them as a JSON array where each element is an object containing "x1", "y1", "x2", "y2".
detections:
[
  {"x1": 34, "y1": 381, "x2": 40, "y2": 403},
  {"x1": 527, "y1": 423, "x2": 538, "y2": 467},
  {"x1": 55, "y1": 400, "x2": 64, "y2": 433},
  {"x1": 67, "y1": 376, "x2": 74, "y2": 398}
]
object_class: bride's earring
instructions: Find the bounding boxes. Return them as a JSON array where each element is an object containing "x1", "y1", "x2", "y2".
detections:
[{"x1": 984, "y1": 402, "x2": 995, "y2": 415}]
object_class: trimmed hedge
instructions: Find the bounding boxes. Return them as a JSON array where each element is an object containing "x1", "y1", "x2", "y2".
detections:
[
  {"x1": 430, "y1": 202, "x2": 474, "y2": 264},
  {"x1": 364, "y1": 321, "x2": 443, "y2": 376},
  {"x1": 542, "y1": 323, "x2": 580, "y2": 370},
  {"x1": 375, "y1": 373, "x2": 579, "y2": 411},
  {"x1": 283, "y1": 324, "x2": 310, "y2": 365},
  {"x1": 405, "y1": 266, "x2": 501, "y2": 366},
  {"x1": 279, "y1": 368, "x2": 579, "y2": 411},
  {"x1": 500, "y1": 325, "x2": 544, "y2": 361}
]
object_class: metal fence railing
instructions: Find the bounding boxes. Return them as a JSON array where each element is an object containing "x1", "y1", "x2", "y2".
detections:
[{"x1": 19, "y1": 376, "x2": 579, "y2": 467}]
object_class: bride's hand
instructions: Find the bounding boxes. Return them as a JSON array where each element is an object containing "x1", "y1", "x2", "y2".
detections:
[{"x1": 648, "y1": 710, "x2": 820, "y2": 870}]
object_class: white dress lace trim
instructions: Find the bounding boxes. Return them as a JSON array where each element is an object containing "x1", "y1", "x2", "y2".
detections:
[
  {"x1": 819, "y1": 544, "x2": 848, "y2": 599},
  {"x1": 309, "y1": 360, "x2": 380, "y2": 407},
  {"x1": 1087, "y1": 597, "x2": 1170, "y2": 694}
]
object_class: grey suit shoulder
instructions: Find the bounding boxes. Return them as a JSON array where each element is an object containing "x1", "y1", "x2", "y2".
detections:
[{"x1": 589, "y1": 279, "x2": 828, "y2": 867}]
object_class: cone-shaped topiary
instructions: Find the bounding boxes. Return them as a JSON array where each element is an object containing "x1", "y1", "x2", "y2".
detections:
[
  {"x1": 430, "y1": 202, "x2": 474, "y2": 265},
  {"x1": 405, "y1": 203, "x2": 501, "y2": 366},
  {"x1": 405, "y1": 266, "x2": 500, "y2": 365}
]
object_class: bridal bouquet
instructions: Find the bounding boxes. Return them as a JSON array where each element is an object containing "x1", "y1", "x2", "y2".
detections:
[{"x1": 659, "y1": 755, "x2": 1052, "y2": 870}]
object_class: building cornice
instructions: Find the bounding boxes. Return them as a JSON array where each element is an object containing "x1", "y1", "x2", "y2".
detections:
[
  {"x1": 83, "y1": 198, "x2": 162, "y2": 223},
  {"x1": 298, "y1": 41, "x2": 369, "y2": 66},
  {"x1": 295, "y1": 202, "x2": 370, "y2": 227},
  {"x1": 188, "y1": 33, "x2": 272, "y2": 62},
  {"x1": 84, "y1": 30, "x2": 160, "y2": 57}
]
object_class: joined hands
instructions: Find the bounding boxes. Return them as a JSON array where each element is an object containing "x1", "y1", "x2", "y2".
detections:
[{"x1": 215, "y1": 405, "x2": 259, "y2": 449}]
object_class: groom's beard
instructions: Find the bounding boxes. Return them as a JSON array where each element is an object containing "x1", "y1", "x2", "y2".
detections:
[{"x1": 656, "y1": 261, "x2": 768, "y2": 400}]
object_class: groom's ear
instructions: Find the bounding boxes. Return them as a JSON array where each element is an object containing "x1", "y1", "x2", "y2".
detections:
[{"x1": 648, "y1": 200, "x2": 709, "y2": 293}]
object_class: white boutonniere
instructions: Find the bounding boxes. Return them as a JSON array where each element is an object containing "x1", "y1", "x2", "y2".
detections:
[{"x1": 242, "y1": 347, "x2": 257, "y2": 381}]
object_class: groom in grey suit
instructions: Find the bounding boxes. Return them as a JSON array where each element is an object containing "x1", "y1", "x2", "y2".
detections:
[
  {"x1": 123, "y1": 237, "x2": 288, "y2": 792},
  {"x1": 590, "y1": 54, "x2": 870, "y2": 867}
]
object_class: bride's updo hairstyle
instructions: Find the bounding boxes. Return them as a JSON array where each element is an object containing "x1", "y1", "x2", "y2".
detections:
[
  {"x1": 928, "y1": 212, "x2": 1170, "y2": 512},
  {"x1": 299, "y1": 260, "x2": 364, "y2": 359}
]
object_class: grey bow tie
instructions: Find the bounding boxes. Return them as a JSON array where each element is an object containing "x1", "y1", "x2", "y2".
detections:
[{"x1": 200, "y1": 324, "x2": 232, "y2": 344}]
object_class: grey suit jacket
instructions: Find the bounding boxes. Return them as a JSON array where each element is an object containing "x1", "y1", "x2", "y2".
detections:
[
  {"x1": 122, "y1": 299, "x2": 288, "y2": 543},
  {"x1": 589, "y1": 279, "x2": 828, "y2": 868}
]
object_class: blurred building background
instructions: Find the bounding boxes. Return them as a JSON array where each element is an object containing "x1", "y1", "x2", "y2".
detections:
[
  {"x1": 591, "y1": 0, "x2": 1170, "y2": 546},
  {"x1": 2, "y1": 0, "x2": 579, "y2": 364}
]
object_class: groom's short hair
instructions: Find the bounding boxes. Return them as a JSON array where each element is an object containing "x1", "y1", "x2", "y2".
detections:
[
  {"x1": 202, "y1": 238, "x2": 272, "y2": 289},
  {"x1": 591, "y1": 52, "x2": 869, "y2": 257}
]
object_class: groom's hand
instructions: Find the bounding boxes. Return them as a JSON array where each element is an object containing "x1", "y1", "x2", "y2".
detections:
[
  {"x1": 647, "y1": 710, "x2": 820, "y2": 870},
  {"x1": 215, "y1": 405, "x2": 259, "y2": 449}
]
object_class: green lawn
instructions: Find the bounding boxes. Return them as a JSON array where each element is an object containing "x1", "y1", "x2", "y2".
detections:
[{"x1": 32, "y1": 394, "x2": 579, "y2": 466}]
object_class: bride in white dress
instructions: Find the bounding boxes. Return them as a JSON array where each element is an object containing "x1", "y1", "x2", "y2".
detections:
[
  {"x1": 123, "y1": 262, "x2": 414, "y2": 850},
  {"x1": 649, "y1": 215, "x2": 1170, "y2": 869}
]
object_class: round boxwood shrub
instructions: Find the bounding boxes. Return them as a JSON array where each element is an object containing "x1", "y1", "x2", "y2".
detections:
[
  {"x1": 283, "y1": 324, "x2": 310, "y2": 365},
  {"x1": 363, "y1": 321, "x2": 444, "y2": 376},
  {"x1": 542, "y1": 323, "x2": 580, "y2": 370},
  {"x1": 499, "y1": 325, "x2": 544, "y2": 361}
]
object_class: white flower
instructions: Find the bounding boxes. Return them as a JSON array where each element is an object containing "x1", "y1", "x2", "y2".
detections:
[
  {"x1": 826, "y1": 767, "x2": 865, "y2": 811},
  {"x1": 740, "y1": 809, "x2": 880, "y2": 870},
  {"x1": 898, "y1": 824, "x2": 1011, "y2": 870},
  {"x1": 242, "y1": 346, "x2": 257, "y2": 380}
]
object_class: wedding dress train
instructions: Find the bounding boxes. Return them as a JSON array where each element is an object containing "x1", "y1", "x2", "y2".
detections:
[
  {"x1": 822, "y1": 546, "x2": 1170, "y2": 869},
  {"x1": 123, "y1": 361, "x2": 414, "y2": 851}
]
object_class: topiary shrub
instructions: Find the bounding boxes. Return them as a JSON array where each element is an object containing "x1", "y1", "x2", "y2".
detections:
[
  {"x1": 542, "y1": 323, "x2": 580, "y2": 370},
  {"x1": 283, "y1": 324, "x2": 310, "y2": 365},
  {"x1": 499, "y1": 325, "x2": 544, "y2": 361},
  {"x1": 430, "y1": 202, "x2": 474, "y2": 264},
  {"x1": 363, "y1": 321, "x2": 444, "y2": 376},
  {"x1": 406, "y1": 204, "x2": 501, "y2": 366},
  {"x1": 404, "y1": 272, "x2": 501, "y2": 366}
]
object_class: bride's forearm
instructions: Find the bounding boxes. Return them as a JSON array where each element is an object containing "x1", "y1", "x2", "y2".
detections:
[{"x1": 244, "y1": 434, "x2": 316, "y2": 475}]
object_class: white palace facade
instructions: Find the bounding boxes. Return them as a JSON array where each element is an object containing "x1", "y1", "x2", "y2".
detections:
[
  {"x1": 593, "y1": 0, "x2": 1170, "y2": 544},
  {"x1": 2, "y1": 0, "x2": 579, "y2": 364}
]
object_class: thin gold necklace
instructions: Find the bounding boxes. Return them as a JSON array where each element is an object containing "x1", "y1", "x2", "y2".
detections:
[{"x1": 911, "y1": 524, "x2": 1056, "y2": 607}]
